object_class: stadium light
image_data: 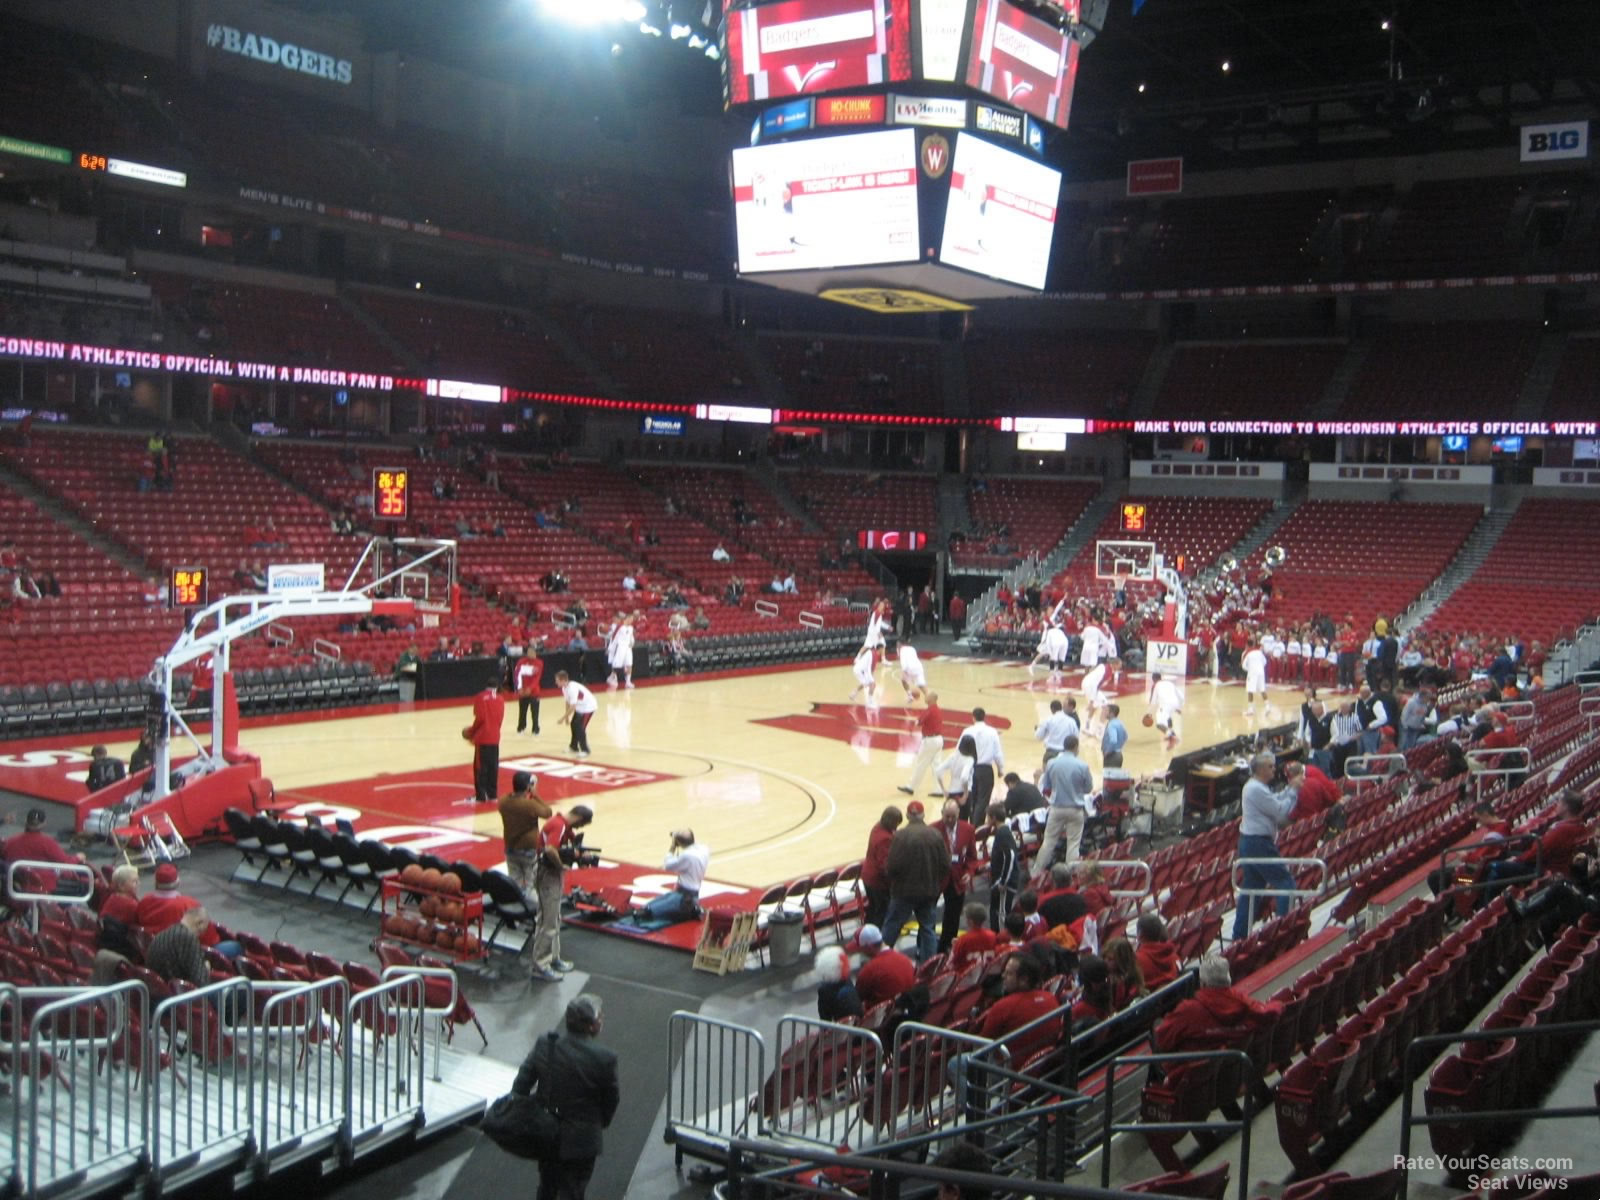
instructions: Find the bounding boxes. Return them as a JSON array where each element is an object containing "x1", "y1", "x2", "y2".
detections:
[
  {"x1": 670, "y1": 23, "x2": 692, "y2": 39},
  {"x1": 538, "y1": 0, "x2": 647, "y2": 25},
  {"x1": 688, "y1": 33, "x2": 706, "y2": 48},
  {"x1": 704, "y1": 44, "x2": 720, "y2": 60},
  {"x1": 639, "y1": 20, "x2": 663, "y2": 35}
]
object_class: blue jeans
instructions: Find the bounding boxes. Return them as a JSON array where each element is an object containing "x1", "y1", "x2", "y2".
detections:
[
  {"x1": 1359, "y1": 729, "x2": 1381, "y2": 756},
  {"x1": 1233, "y1": 835, "x2": 1294, "y2": 940},
  {"x1": 882, "y1": 896, "x2": 938, "y2": 962},
  {"x1": 642, "y1": 889, "x2": 699, "y2": 923}
]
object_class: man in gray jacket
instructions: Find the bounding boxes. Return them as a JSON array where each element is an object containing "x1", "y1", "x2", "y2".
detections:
[{"x1": 514, "y1": 993, "x2": 620, "y2": 1200}]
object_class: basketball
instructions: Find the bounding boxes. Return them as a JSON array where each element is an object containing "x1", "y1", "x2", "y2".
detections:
[{"x1": 1142, "y1": 714, "x2": 1155, "y2": 727}]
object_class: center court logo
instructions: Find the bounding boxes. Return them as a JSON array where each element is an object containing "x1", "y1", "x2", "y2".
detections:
[{"x1": 206, "y1": 23, "x2": 354, "y2": 85}]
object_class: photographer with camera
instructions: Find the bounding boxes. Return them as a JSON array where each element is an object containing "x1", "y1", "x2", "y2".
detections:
[
  {"x1": 642, "y1": 829, "x2": 709, "y2": 925},
  {"x1": 530, "y1": 804, "x2": 595, "y2": 984}
]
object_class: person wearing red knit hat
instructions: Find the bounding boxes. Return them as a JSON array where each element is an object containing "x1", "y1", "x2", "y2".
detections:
[{"x1": 137, "y1": 863, "x2": 241, "y2": 957}]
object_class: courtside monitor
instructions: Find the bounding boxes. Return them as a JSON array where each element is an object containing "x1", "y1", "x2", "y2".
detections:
[
  {"x1": 723, "y1": 0, "x2": 913, "y2": 107},
  {"x1": 938, "y1": 132, "x2": 1060, "y2": 290},
  {"x1": 732, "y1": 127, "x2": 921, "y2": 274}
]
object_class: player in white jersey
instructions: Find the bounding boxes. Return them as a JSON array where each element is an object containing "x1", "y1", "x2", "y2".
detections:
[
  {"x1": 897, "y1": 639, "x2": 927, "y2": 702},
  {"x1": 605, "y1": 613, "x2": 636, "y2": 689},
  {"x1": 1241, "y1": 640, "x2": 1268, "y2": 715},
  {"x1": 1079, "y1": 617, "x2": 1113, "y2": 668},
  {"x1": 1082, "y1": 655, "x2": 1118, "y2": 733},
  {"x1": 1026, "y1": 624, "x2": 1070, "y2": 677},
  {"x1": 863, "y1": 599, "x2": 889, "y2": 652},
  {"x1": 848, "y1": 644, "x2": 879, "y2": 705},
  {"x1": 1148, "y1": 671, "x2": 1184, "y2": 750}
]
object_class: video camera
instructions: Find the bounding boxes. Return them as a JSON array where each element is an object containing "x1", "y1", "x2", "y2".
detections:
[{"x1": 559, "y1": 833, "x2": 601, "y2": 870}]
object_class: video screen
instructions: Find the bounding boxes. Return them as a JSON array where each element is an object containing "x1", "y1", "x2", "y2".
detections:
[
  {"x1": 732, "y1": 128, "x2": 921, "y2": 273},
  {"x1": 724, "y1": 0, "x2": 912, "y2": 106},
  {"x1": 964, "y1": 0, "x2": 1080, "y2": 130},
  {"x1": 937, "y1": 132, "x2": 1061, "y2": 290}
]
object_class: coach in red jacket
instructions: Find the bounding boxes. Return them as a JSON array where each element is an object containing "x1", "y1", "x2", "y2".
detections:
[
  {"x1": 932, "y1": 798, "x2": 978, "y2": 953},
  {"x1": 463, "y1": 670, "x2": 506, "y2": 805}
]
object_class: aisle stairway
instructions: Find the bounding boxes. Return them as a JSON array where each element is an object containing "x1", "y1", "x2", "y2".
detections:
[{"x1": 1397, "y1": 498, "x2": 1520, "y2": 633}]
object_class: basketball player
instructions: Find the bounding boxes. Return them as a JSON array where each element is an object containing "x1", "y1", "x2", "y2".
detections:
[
  {"x1": 1079, "y1": 609, "x2": 1114, "y2": 671},
  {"x1": 897, "y1": 637, "x2": 928, "y2": 702},
  {"x1": 555, "y1": 670, "x2": 597, "y2": 757},
  {"x1": 1082, "y1": 656, "x2": 1118, "y2": 736},
  {"x1": 605, "y1": 613, "x2": 636, "y2": 689},
  {"x1": 1027, "y1": 623, "x2": 1070, "y2": 677},
  {"x1": 1148, "y1": 671, "x2": 1183, "y2": 750},
  {"x1": 863, "y1": 598, "x2": 889, "y2": 653},
  {"x1": 1242, "y1": 639, "x2": 1269, "y2": 716},
  {"x1": 461, "y1": 669, "x2": 505, "y2": 803},
  {"x1": 848, "y1": 643, "x2": 878, "y2": 705}
]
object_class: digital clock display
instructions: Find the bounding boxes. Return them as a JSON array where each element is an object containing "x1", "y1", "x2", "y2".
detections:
[
  {"x1": 171, "y1": 565, "x2": 208, "y2": 609},
  {"x1": 373, "y1": 467, "x2": 409, "y2": 520},
  {"x1": 1120, "y1": 503, "x2": 1148, "y2": 533},
  {"x1": 78, "y1": 153, "x2": 108, "y2": 172}
]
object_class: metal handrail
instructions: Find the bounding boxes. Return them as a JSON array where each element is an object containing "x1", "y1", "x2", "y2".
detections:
[
  {"x1": 380, "y1": 963, "x2": 458, "y2": 1082},
  {"x1": 1397, "y1": 1018, "x2": 1600, "y2": 1193},
  {"x1": 1435, "y1": 834, "x2": 1540, "y2": 894},
  {"x1": 5, "y1": 860, "x2": 95, "y2": 932},
  {"x1": 148, "y1": 976, "x2": 254, "y2": 1184},
  {"x1": 665, "y1": 1010, "x2": 768, "y2": 1157},
  {"x1": 25, "y1": 980, "x2": 149, "y2": 1198},
  {"x1": 0, "y1": 982, "x2": 17, "y2": 1197},
  {"x1": 341, "y1": 973, "x2": 427, "y2": 1156},
  {"x1": 313, "y1": 637, "x2": 342, "y2": 661},
  {"x1": 1345, "y1": 753, "x2": 1407, "y2": 786},
  {"x1": 753, "y1": 599, "x2": 779, "y2": 618},
  {"x1": 1231, "y1": 855, "x2": 1329, "y2": 903},
  {"x1": 258, "y1": 976, "x2": 347, "y2": 1174},
  {"x1": 1091, "y1": 859, "x2": 1153, "y2": 900},
  {"x1": 1099, "y1": 1048, "x2": 1259, "y2": 1200},
  {"x1": 797, "y1": 609, "x2": 824, "y2": 629}
]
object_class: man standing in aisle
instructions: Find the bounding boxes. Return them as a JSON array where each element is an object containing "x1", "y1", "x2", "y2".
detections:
[
  {"x1": 948, "y1": 592, "x2": 966, "y2": 638},
  {"x1": 530, "y1": 804, "x2": 594, "y2": 983},
  {"x1": 462, "y1": 669, "x2": 506, "y2": 804},
  {"x1": 900, "y1": 691, "x2": 945, "y2": 797},
  {"x1": 1036, "y1": 734, "x2": 1095, "y2": 872},
  {"x1": 932, "y1": 798, "x2": 977, "y2": 953},
  {"x1": 514, "y1": 642, "x2": 544, "y2": 735},
  {"x1": 881, "y1": 800, "x2": 948, "y2": 962},
  {"x1": 1232, "y1": 754, "x2": 1303, "y2": 940},
  {"x1": 960, "y1": 707, "x2": 1004, "y2": 822},
  {"x1": 556, "y1": 670, "x2": 597, "y2": 758},
  {"x1": 515, "y1": 993, "x2": 619, "y2": 1200}
]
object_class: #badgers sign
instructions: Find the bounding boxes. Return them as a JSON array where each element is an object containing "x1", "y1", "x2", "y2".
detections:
[{"x1": 207, "y1": 23, "x2": 354, "y2": 86}]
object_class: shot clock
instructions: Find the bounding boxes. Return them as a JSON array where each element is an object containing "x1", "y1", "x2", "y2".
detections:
[
  {"x1": 1120, "y1": 503, "x2": 1148, "y2": 534},
  {"x1": 170, "y1": 566, "x2": 208, "y2": 609},
  {"x1": 373, "y1": 467, "x2": 409, "y2": 520}
]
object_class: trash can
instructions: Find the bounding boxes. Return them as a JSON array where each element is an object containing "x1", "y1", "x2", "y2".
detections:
[{"x1": 766, "y1": 908, "x2": 805, "y2": 968}]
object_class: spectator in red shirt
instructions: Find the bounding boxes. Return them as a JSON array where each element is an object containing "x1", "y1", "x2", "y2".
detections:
[
  {"x1": 1502, "y1": 790, "x2": 1590, "y2": 878},
  {"x1": 861, "y1": 805, "x2": 902, "y2": 929},
  {"x1": 1153, "y1": 955, "x2": 1282, "y2": 1055},
  {"x1": 1428, "y1": 801, "x2": 1510, "y2": 895},
  {"x1": 1134, "y1": 913, "x2": 1180, "y2": 990},
  {"x1": 136, "y1": 863, "x2": 240, "y2": 957},
  {"x1": 461, "y1": 670, "x2": 506, "y2": 804},
  {"x1": 950, "y1": 901, "x2": 999, "y2": 968},
  {"x1": 1, "y1": 809, "x2": 86, "y2": 904},
  {"x1": 948, "y1": 593, "x2": 966, "y2": 638},
  {"x1": 977, "y1": 952, "x2": 1062, "y2": 1060},
  {"x1": 854, "y1": 924, "x2": 917, "y2": 1009},
  {"x1": 98, "y1": 864, "x2": 141, "y2": 926},
  {"x1": 1294, "y1": 763, "x2": 1343, "y2": 820}
]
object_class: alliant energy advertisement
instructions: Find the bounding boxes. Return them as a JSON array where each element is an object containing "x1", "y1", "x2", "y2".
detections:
[
  {"x1": 724, "y1": 0, "x2": 910, "y2": 105},
  {"x1": 938, "y1": 132, "x2": 1060, "y2": 290},
  {"x1": 732, "y1": 129, "x2": 920, "y2": 273},
  {"x1": 965, "y1": 0, "x2": 1080, "y2": 130}
]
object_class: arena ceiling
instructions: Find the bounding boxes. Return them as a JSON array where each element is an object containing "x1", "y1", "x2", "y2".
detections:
[{"x1": 280, "y1": 0, "x2": 1600, "y2": 175}]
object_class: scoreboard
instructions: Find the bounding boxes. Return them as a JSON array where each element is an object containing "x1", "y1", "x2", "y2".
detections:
[
  {"x1": 1120, "y1": 502, "x2": 1147, "y2": 533},
  {"x1": 171, "y1": 565, "x2": 208, "y2": 609}
]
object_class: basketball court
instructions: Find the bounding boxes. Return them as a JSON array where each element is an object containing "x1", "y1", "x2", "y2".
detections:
[{"x1": 1, "y1": 647, "x2": 1303, "y2": 904}]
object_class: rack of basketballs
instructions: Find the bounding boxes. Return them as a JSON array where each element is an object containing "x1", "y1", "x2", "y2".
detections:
[{"x1": 379, "y1": 865, "x2": 488, "y2": 961}]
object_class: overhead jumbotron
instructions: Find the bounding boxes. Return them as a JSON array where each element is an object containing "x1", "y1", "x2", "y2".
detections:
[{"x1": 722, "y1": 0, "x2": 1095, "y2": 309}]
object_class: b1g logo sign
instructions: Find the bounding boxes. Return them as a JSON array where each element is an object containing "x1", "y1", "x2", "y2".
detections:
[{"x1": 1521, "y1": 120, "x2": 1589, "y2": 162}]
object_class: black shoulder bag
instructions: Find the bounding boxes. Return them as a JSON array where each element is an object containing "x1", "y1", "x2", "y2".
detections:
[{"x1": 482, "y1": 1033, "x2": 561, "y2": 1159}]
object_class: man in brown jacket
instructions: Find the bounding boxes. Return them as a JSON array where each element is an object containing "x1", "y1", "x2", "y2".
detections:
[{"x1": 881, "y1": 800, "x2": 949, "y2": 962}]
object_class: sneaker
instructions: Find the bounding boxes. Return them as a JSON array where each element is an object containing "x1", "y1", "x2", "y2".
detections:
[
  {"x1": 550, "y1": 958, "x2": 575, "y2": 973},
  {"x1": 529, "y1": 967, "x2": 562, "y2": 983},
  {"x1": 574, "y1": 750, "x2": 590, "y2": 758},
  {"x1": 624, "y1": 681, "x2": 634, "y2": 689},
  {"x1": 897, "y1": 786, "x2": 914, "y2": 795}
]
